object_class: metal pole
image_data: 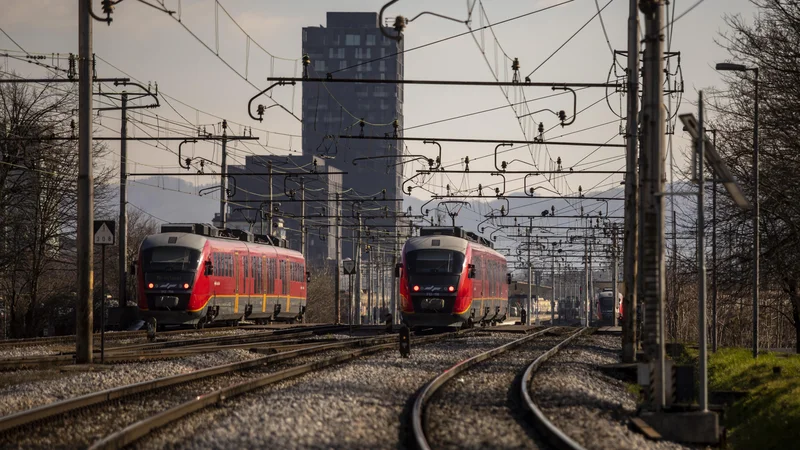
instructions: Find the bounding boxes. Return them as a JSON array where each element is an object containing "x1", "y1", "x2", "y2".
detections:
[
  {"x1": 218, "y1": 120, "x2": 228, "y2": 229},
  {"x1": 622, "y1": 0, "x2": 640, "y2": 363},
  {"x1": 697, "y1": 90, "x2": 708, "y2": 412},
  {"x1": 100, "y1": 244, "x2": 106, "y2": 364},
  {"x1": 527, "y1": 222, "x2": 532, "y2": 326},
  {"x1": 300, "y1": 178, "x2": 306, "y2": 257},
  {"x1": 551, "y1": 251, "x2": 555, "y2": 324},
  {"x1": 391, "y1": 230, "x2": 398, "y2": 326},
  {"x1": 584, "y1": 234, "x2": 589, "y2": 327},
  {"x1": 118, "y1": 93, "x2": 128, "y2": 308},
  {"x1": 640, "y1": 0, "x2": 667, "y2": 410},
  {"x1": 589, "y1": 232, "x2": 594, "y2": 325},
  {"x1": 672, "y1": 210, "x2": 678, "y2": 340},
  {"x1": 613, "y1": 226, "x2": 619, "y2": 327},
  {"x1": 268, "y1": 161, "x2": 273, "y2": 236},
  {"x1": 355, "y1": 216, "x2": 362, "y2": 325},
  {"x1": 752, "y1": 69, "x2": 760, "y2": 359},
  {"x1": 712, "y1": 130, "x2": 718, "y2": 352},
  {"x1": 349, "y1": 273, "x2": 353, "y2": 327},
  {"x1": 76, "y1": 0, "x2": 94, "y2": 364},
  {"x1": 334, "y1": 192, "x2": 341, "y2": 324},
  {"x1": 367, "y1": 251, "x2": 372, "y2": 325}
]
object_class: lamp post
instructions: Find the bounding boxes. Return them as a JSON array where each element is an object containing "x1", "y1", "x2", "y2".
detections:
[{"x1": 716, "y1": 62, "x2": 759, "y2": 358}]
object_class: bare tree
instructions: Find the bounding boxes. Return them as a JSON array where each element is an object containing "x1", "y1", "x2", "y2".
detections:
[
  {"x1": 706, "y1": 0, "x2": 800, "y2": 351},
  {"x1": 0, "y1": 80, "x2": 113, "y2": 337}
]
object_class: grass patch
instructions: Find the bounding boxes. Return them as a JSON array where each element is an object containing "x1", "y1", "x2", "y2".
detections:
[
  {"x1": 708, "y1": 348, "x2": 800, "y2": 449},
  {"x1": 626, "y1": 382, "x2": 642, "y2": 398}
]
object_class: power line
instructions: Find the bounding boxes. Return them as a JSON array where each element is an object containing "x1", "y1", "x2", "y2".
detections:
[
  {"x1": 526, "y1": 0, "x2": 616, "y2": 78},
  {"x1": 328, "y1": 0, "x2": 575, "y2": 76}
]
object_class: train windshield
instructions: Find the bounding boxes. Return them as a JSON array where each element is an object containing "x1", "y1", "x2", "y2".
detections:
[
  {"x1": 406, "y1": 250, "x2": 465, "y2": 275},
  {"x1": 142, "y1": 247, "x2": 201, "y2": 272},
  {"x1": 599, "y1": 296, "x2": 615, "y2": 313}
]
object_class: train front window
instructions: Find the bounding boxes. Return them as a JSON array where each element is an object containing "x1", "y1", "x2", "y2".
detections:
[
  {"x1": 143, "y1": 247, "x2": 201, "y2": 272},
  {"x1": 406, "y1": 250, "x2": 465, "y2": 275},
  {"x1": 599, "y1": 297, "x2": 615, "y2": 313}
]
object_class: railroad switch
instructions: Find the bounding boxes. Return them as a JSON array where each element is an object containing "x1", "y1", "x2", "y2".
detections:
[{"x1": 399, "y1": 325, "x2": 411, "y2": 358}]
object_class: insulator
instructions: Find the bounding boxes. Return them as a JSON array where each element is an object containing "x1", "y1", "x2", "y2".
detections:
[
  {"x1": 393, "y1": 16, "x2": 406, "y2": 33},
  {"x1": 102, "y1": 0, "x2": 114, "y2": 15},
  {"x1": 559, "y1": 110, "x2": 567, "y2": 122},
  {"x1": 538, "y1": 122, "x2": 544, "y2": 134},
  {"x1": 511, "y1": 57, "x2": 520, "y2": 72}
]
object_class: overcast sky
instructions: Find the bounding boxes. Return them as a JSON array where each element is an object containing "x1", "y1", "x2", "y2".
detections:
[{"x1": 1, "y1": 0, "x2": 758, "y2": 226}]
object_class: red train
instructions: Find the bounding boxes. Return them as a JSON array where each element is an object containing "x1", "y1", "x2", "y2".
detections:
[
  {"x1": 595, "y1": 288, "x2": 623, "y2": 326},
  {"x1": 398, "y1": 227, "x2": 509, "y2": 328},
  {"x1": 134, "y1": 223, "x2": 307, "y2": 329}
]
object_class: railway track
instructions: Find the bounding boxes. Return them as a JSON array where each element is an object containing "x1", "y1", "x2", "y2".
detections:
[
  {"x1": 0, "y1": 328, "x2": 465, "y2": 449},
  {"x1": 410, "y1": 326, "x2": 590, "y2": 450},
  {"x1": 0, "y1": 325, "x2": 245, "y2": 349},
  {"x1": 0, "y1": 324, "x2": 354, "y2": 370},
  {"x1": 520, "y1": 327, "x2": 593, "y2": 450}
]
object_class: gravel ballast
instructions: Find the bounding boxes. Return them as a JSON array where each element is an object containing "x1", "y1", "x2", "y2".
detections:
[
  {"x1": 0, "y1": 348, "x2": 261, "y2": 418},
  {"x1": 531, "y1": 333, "x2": 692, "y2": 450},
  {"x1": 425, "y1": 329, "x2": 572, "y2": 450},
  {"x1": 0, "y1": 347, "x2": 356, "y2": 449},
  {"x1": 135, "y1": 331, "x2": 527, "y2": 450}
]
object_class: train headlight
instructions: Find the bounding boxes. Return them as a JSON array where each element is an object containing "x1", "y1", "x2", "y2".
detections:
[
  {"x1": 413, "y1": 285, "x2": 420, "y2": 292},
  {"x1": 183, "y1": 283, "x2": 190, "y2": 289},
  {"x1": 147, "y1": 283, "x2": 154, "y2": 289},
  {"x1": 448, "y1": 286, "x2": 455, "y2": 292}
]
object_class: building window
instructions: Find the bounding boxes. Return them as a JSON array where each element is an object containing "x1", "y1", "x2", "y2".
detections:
[
  {"x1": 355, "y1": 48, "x2": 371, "y2": 59},
  {"x1": 379, "y1": 61, "x2": 386, "y2": 72},
  {"x1": 345, "y1": 34, "x2": 361, "y2": 46},
  {"x1": 331, "y1": 34, "x2": 340, "y2": 45},
  {"x1": 366, "y1": 35, "x2": 376, "y2": 46},
  {"x1": 380, "y1": 48, "x2": 386, "y2": 57},
  {"x1": 382, "y1": 35, "x2": 392, "y2": 45},
  {"x1": 380, "y1": 73, "x2": 386, "y2": 80},
  {"x1": 330, "y1": 48, "x2": 344, "y2": 59},
  {"x1": 303, "y1": 30, "x2": 307, "y2": 42},
  {"x1": 314, "y1": 60, "x2": 326, "y2": 72},
  {"x1": 338, "y1": 48, "x2": 345, "y2": 59},
  {"x1": 339, "y1": 60, "x2": 347, "y2": 70}
]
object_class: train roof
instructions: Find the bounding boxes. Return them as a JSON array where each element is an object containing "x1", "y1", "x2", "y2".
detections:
[
  {"x1": 403, "y1": 229, "x2": 505, "y2": 261},
  {"x1": 140, "y1": 223, "x2": 303, "y2": 259}
]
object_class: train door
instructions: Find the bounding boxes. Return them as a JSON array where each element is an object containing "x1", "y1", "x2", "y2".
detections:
[
  {"x1": 280, "y1": 260, "x2": 288, "y2": 295},
  {"x1": 268, "y1": 258, "x2": 276, "y2": 293},
  {"x1": 233, "y1": 252, "x2": 239, "y2": 294}
]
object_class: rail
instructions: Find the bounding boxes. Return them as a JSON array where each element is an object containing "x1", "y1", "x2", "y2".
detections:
[{"x1": 520, "y1": 327, "x2": 592, "y2": 450}]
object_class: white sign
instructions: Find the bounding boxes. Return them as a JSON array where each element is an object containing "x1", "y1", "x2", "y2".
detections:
[
  {"x1": 94, "y1": 220, "x2": 116, "y2": 245},
  {"x1": 342, "y1": 259, "x2": 356, "y2": 275}
]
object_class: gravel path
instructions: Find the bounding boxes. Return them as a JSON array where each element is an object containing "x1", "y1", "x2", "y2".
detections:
[
  {"x1": 531, "y1": 333, "x2": 693, "y2": 450},
  {"x1": 134, "y1": 331, "x2": 527, "y2": 450},
  {"x1": 0, "y1": 347, "x2": 353, "y2": 449},
  {"x1": 425, "y1": 329, "x2": 573, "y2": 450}
]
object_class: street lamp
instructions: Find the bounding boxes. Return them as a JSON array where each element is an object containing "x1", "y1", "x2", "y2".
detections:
[{"x1": 716, "y1": 61, "x2": 759, "y2": 358}]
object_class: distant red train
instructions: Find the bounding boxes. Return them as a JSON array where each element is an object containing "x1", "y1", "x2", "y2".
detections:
[
  {"x1": 135, "y1": 223, "x2": 307, "y2": 329},
  {"x1": 595, "y1": 288, "x2": 623, "y2": 326},
  {"x1": 398, "y1": 227, "x2": 509, "y2": 328}
]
